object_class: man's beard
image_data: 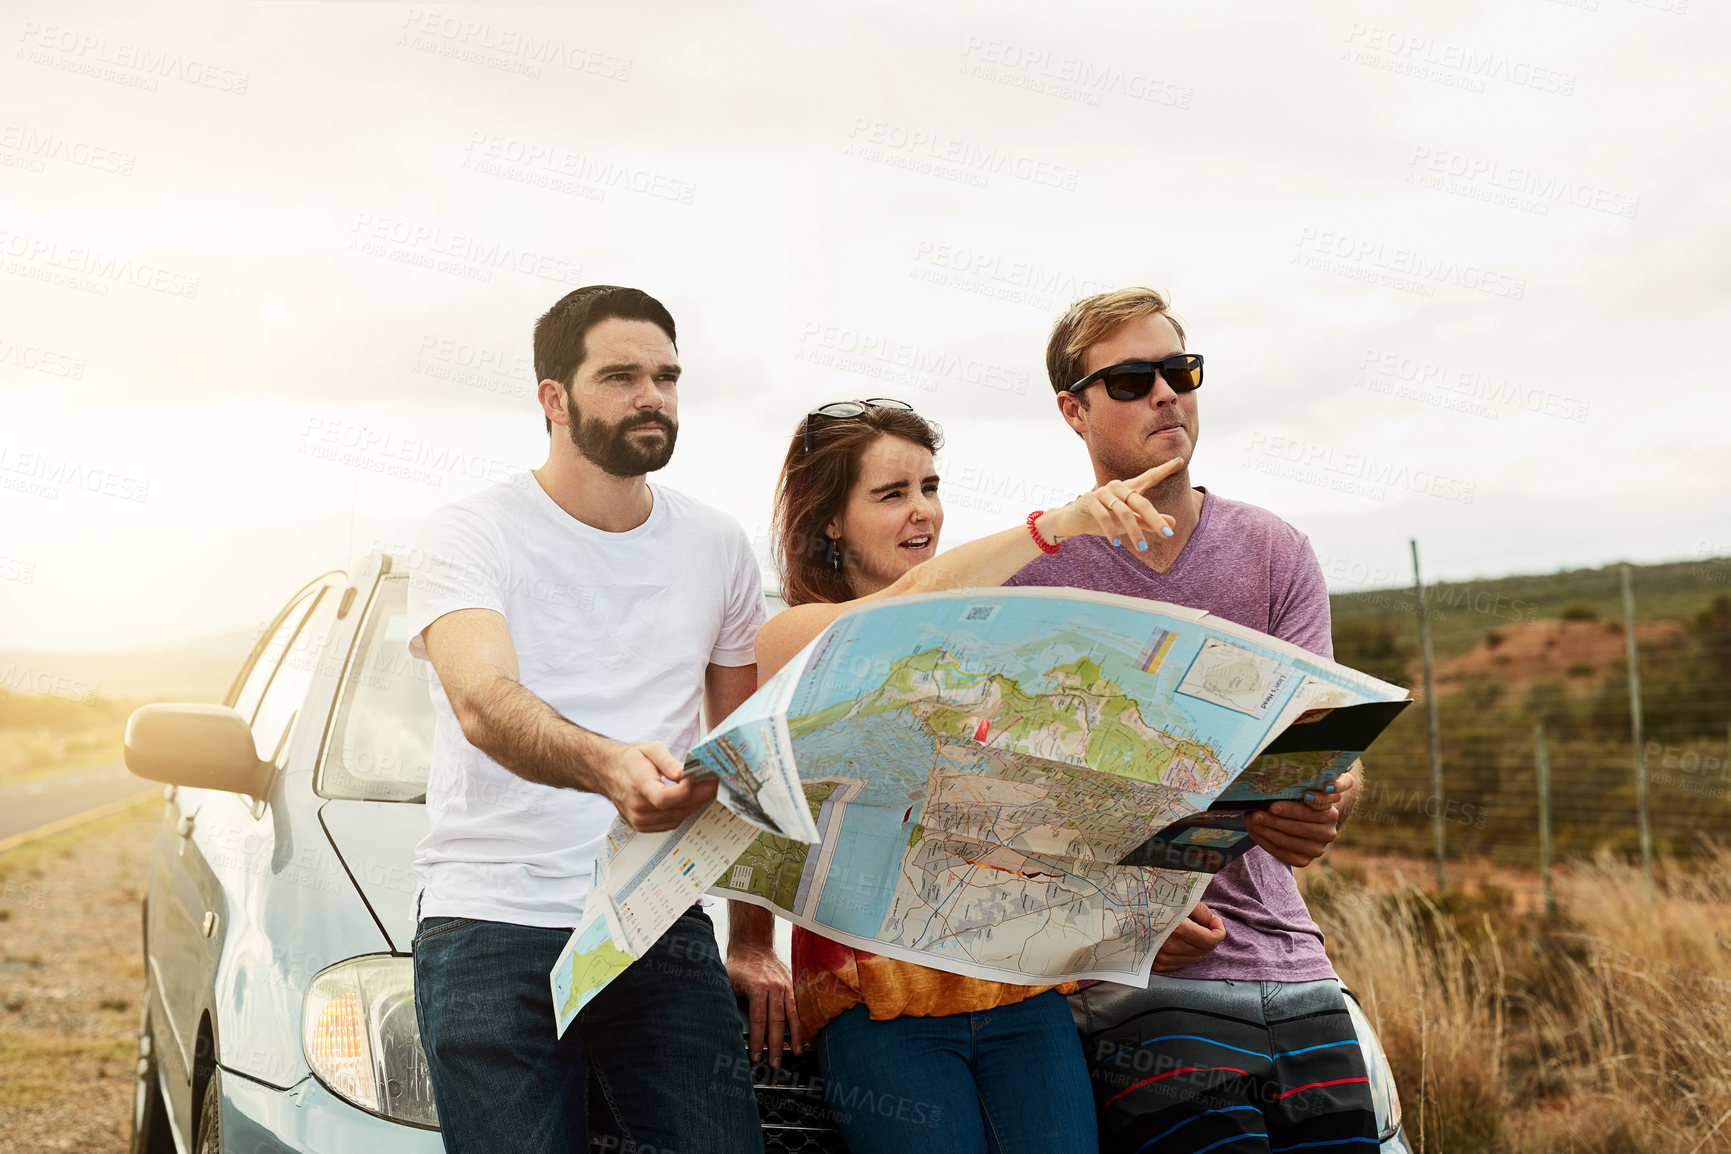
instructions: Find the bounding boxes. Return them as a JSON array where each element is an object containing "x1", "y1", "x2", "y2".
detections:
[{"x1": 565, "y1": 394, "x2": 678, "y2": 477}]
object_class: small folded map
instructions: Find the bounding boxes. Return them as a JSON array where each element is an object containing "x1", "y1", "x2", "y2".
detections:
[{"x1": 551, "y1": 588, "x2": 1409, "y2": 1036}]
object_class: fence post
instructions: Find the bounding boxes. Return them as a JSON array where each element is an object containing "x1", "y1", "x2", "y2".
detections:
[
  {"x1": 1621, "y1": 564, "x2": 1653, "y2": 893},
  {"x1": 1411, "y1": 538, "x2": 1445, "y2": 892},
  {"x1": 1534, "y1": 722, "x2": 1554, "y2": 919}
]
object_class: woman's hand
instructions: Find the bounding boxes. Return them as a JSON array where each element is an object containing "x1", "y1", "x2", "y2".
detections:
[{"x1": 1041, "y1": 458, "x2": 1183, "y2": 552}]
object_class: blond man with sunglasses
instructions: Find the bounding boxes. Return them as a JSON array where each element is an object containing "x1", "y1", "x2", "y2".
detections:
[{"x1": 1006, "y1": 287, "x2": 1380, "y2": 1154}]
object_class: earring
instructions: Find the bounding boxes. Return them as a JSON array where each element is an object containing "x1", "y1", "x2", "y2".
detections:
[{"x1": 826, "y1": 537, "x2": 843, "y2": 572}]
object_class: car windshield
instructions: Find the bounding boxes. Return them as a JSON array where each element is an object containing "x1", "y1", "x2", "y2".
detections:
[{"x1": 318, "y1": 575, "x2": 434, "y2": 802}]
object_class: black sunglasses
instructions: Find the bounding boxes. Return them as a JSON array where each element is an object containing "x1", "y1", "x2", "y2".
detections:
[
  {"x1": 802, "y1": 397, "x2": 915, "y2": 454},
  {"x1": 1066, "y1": 355, "x2": 1204, "y2": 400}
]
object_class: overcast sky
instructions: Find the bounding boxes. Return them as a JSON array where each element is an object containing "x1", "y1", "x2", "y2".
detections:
[{"x1": 2, "y1": 0, "x2": 1727, "y2": 651}]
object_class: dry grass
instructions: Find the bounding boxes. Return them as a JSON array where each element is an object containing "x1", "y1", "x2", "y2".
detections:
[
  {"x1": 0, "y1": 730, "x2": 121, "y2": 785},
  {"x1": 0, "y1": 688, "x2": 132, "y2": 785},
  {"x1": 0, "y1": 799, "x2": 159, "y2": 1152},
  {"x1": 1303, "y1": 848, "x2": 1731, "y2": 1154}
]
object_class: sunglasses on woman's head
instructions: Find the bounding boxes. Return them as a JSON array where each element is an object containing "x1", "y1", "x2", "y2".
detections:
[
  {"x1": 802, "y1": 397, "x2": 915, "y2": 454},
  {"x1": 1065, "y1": 355, "x2": 1204, "y2": 401}
]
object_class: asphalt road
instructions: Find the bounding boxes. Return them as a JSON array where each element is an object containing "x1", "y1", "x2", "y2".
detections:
[{"x1": 0, "y1": 761, "x2": 159, "y2": 845}]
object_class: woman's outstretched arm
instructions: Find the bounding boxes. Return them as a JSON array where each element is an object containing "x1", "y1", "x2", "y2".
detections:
[{"x1": 756, "y1": 457, "x2": 1183, "y2": 678}]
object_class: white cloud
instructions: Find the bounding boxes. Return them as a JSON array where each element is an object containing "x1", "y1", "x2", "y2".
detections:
[{"x1": 2, "y1": 0, "x2": 1726, "y2": 648}]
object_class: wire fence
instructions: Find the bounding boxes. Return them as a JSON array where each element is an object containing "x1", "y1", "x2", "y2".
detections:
[
  {"x1": 1335, "y1": 555, "x2": 1731, "y2": 879},
  {"x1": 1347, "y1": 715, "x2": 1731, "y2": 868}
]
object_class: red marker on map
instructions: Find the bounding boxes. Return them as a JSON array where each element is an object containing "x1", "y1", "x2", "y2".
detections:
[
  {"x1": 973, "y1": 717, "x2": 990, "y2": 743},
  {"x1": 903, "y1": 806, "x2": 913, "y2": 824}
]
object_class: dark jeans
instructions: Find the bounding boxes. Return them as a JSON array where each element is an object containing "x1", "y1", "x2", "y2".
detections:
[
  {"x1": 816, "y1": 991, "x2": 1099, "y2": 1154},
  {"x1": 413, "y1": 905, "x2": 765, "y2": 1154}
]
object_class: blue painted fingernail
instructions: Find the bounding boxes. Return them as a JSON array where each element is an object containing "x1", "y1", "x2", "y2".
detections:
[
  {"x1": 1112, "y1": 537, "x2": 1121, "y2": 546},
  {"x1": 1137, "y1": 540, "x2": 1148, "y2": 551},
  {"x1": 1162, "y1": 526, "x2": 1174, "y2": 537},
  {"x1": 1304, "y1": 792, "x2": 1316, "y2": 803},
  {"x1": 1325, "y1": 784, "x2": 1336, "y2": 793}
]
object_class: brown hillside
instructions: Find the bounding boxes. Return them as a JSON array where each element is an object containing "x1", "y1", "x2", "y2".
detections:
[{"x1": 1431, "y1": 617, "x2": 1685, "y2": 698}]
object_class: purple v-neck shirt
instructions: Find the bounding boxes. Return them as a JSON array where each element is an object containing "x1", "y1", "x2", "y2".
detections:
[{"x1": 1007, "y1": 487, "x2": 1337, "y2": 982}]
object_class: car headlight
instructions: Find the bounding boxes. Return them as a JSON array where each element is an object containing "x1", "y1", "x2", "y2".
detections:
[
  {"x1": 1340, "y1": 984, "x2": 1403, "y2": 1143},
  {"x1": 303, "y1": 955, "x2": 439, "y2": 1128}
]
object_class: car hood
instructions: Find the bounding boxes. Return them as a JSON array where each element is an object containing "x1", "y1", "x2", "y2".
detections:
[{"x1": 318, "y1": 799, "x2": 428, "y2": 952}]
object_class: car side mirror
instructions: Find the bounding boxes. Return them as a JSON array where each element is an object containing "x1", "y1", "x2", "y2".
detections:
[{"x1": 125, "y1": 703, "x2": 271, "y2": 796}]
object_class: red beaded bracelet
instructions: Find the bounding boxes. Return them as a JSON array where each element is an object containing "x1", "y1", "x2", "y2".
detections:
[{"x1": 1026, "y1": 510, "x2": 1061, "y2": 554}]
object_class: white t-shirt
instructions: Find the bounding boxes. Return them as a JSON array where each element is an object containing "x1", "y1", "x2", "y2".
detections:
[{"x1": 405, "y1": 472, "x2": 766, "y2": 928}]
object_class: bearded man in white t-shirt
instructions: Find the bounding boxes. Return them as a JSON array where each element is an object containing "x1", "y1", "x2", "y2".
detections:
[{"x1": 407, "y1": 286, "x2": 768, "y2": 1154}]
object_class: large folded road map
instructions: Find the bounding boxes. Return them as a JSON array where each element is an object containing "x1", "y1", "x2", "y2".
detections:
[{"x1": 552, "y1": 588, "x2": 1409, "y2": 1036}]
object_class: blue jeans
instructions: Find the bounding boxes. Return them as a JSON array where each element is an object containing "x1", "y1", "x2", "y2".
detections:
[
  {"x1": 816, "y1": 991, "x2": 1099, "y2": 1154},
  {"x1": 413, "y1": 905, "x2": 764, "y2": 1154}
]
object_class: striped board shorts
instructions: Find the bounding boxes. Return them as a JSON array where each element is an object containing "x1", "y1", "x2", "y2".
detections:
[{"x1": 1070, "y1": 977, "x2": 1379, "y2": 1154}]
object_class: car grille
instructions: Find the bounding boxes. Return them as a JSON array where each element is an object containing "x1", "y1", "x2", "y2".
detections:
[{"x1": 748, "y1": 1049, "x2": 849, "y2": 1154}]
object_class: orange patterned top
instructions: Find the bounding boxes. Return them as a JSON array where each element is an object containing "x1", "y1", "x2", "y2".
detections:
[{"x1": 793, "y1": 926, "x2": 1080, "y2": 1035}]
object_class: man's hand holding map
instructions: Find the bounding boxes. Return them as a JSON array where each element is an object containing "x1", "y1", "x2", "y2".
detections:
[{"x1": 551, "y1": 588, "x2": 1409, "y2": 1036}]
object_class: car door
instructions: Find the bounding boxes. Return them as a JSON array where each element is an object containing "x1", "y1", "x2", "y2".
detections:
[{"x1": 146, "y1": 577, "x2": 340, "y2": 1141}]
